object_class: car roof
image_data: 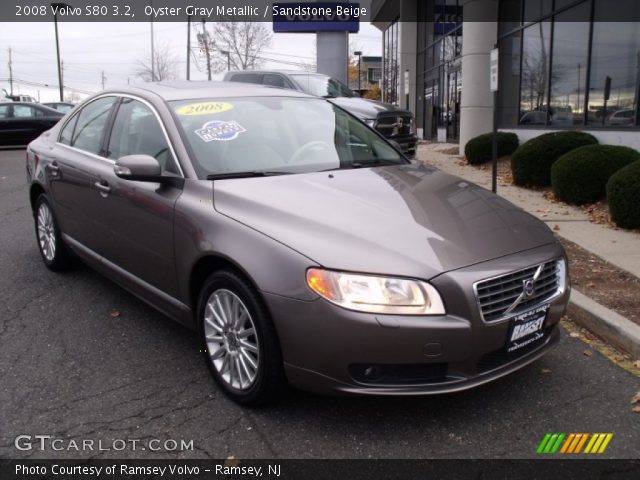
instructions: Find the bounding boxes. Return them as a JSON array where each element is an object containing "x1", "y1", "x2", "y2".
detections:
[
  {"x1": 100, "y1": 81, "x2": 315, "y2": 102},
  {"x1": 226, "y1": 70, "x2": 327, "y2": 77}
]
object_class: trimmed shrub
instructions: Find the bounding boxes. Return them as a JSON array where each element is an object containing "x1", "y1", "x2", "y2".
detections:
[
  {"x1": 551, "y1": 145, "x2": 640, "y2": 205},
  {"x1": 607, "y1": 160, "x2": 640, "y2": 229},
  {"x1": 511, "y1": 131, "x2": 598, "y2": 187},
  {"x1": 464, "y1": 132, "x2": 519, "y2": 165}
]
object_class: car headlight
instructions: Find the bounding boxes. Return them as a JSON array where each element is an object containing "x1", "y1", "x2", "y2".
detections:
[
  {"x1": 306, "y1": 268, "x2": 445, "y2": 315},
  {"x1": 364, "y1": 118, "x2": 376, "y2": 128}
]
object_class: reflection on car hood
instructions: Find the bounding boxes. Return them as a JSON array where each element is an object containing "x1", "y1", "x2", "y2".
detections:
[
  {"x1": 213, "y1": 164, "x2": 556, "y2": 279},
  {"x1": 328, "y1": 97, "x2": 411, "y2": 119}
]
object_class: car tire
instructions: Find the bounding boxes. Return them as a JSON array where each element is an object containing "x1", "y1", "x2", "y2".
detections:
[
  {"x1": 34, "y1": 194, "x2": 74, "y2": 271},
  {"x1": 198, "y1": 270, "x2": 287, "y2": 406}
]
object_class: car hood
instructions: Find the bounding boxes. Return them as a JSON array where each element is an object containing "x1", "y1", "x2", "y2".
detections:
[
  {"x1": 328, "y1": 97, "x2": 411, "y2": 119},
  {"x1": 213, "y1": 164, "x2": 556, "y2": 279}
]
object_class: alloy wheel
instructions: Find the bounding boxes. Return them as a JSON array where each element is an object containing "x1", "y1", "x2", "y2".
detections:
[
  {"x1": 203, "y1": 289, "x2": 260, "y2": 390},
  {"x1": 37, "y1": 202, "x2": 56, "y2": 261}
]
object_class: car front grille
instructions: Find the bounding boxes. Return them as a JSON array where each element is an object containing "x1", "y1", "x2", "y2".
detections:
[
  {"x1": 375, "y1": 114, "x2": 413, "y2": 137},
  {"x1": 475, "y1": 260, "x2": 562, "y2": 322}
]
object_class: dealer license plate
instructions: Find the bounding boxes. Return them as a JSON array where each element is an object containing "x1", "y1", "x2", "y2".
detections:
[{"x1": 506, "y1": 304, "x2": 549, "y2": 352}]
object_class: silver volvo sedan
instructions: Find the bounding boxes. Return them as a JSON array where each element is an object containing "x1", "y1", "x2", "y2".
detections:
[{"x1": 26, "y1": 82, "x2": 570, "y2": 405}]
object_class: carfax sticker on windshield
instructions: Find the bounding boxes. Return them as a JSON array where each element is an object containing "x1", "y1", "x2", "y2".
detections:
[
  {"x1": 195, "y1": 120, "x2": 246, "y2": 142},
  {"x1": 175, "y1": 101, "x2": 233, "y2": 116}
]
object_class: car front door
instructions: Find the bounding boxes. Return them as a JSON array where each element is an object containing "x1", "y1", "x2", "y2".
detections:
[
  {"x1": 98, "y1": 96, "x2": 182, "y2": 298},
  {"x1": 0, "y1": 104, "x2": 11, "y2": 145},
  {"x1": 48, "y1": 95, "x2": 118, "y2": 254}
]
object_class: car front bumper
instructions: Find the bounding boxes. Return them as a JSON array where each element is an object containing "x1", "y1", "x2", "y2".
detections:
[{"x1": 264, "y1": 243, "x2": 569, "y2": 396}]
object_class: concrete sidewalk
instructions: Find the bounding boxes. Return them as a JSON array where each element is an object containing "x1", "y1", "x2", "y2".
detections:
[{"x1": 417, "y1": 142, "x2": 640, "y2": 358}]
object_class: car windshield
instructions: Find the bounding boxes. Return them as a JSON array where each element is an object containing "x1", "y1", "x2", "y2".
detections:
[
  {"x1": 170, "y1": 97, "x2": 405, "y2": 179},
  {"x1": 289, "y1": 74, "x2": 355, "y2": 98}
]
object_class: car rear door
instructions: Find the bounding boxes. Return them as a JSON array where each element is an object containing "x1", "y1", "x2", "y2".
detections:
[
  {"x1": 48, "y1": 95, "x2": 118, "y2": 254},
  {"x1": 96, "y1": 96, "x2": 182, "y2": 298}
]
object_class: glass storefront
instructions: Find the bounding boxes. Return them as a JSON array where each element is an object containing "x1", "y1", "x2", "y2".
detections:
[
  {"x1": 417, "y1": 0, "x2": 463, "y2": 141},
  {"x1": 498, "y1": 0, "x2": 640, "y2": 129},
  {"x1": 382, "y1": 19, "x2": 400, "y2": 105}
]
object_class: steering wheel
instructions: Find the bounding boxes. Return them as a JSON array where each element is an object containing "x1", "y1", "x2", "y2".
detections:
[{"x1": 289, "y1": 140, "x2": 333, "y2": 165}]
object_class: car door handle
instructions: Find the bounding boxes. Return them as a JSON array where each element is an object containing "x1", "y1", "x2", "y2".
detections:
[
  {"x1": 94, "y1": 180, "x2": 111, "y2": 195},
  {"x1": 48, "y1": 161, "x2": 60, "y2": 177}
]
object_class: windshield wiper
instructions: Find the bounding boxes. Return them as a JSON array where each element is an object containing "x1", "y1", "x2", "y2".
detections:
[
  {"x1": 206, "y1": 171, "x2": 291, "y2": 180},
  {"x1": 322, "y1": 160, "x2": 402, "y2": 172}
]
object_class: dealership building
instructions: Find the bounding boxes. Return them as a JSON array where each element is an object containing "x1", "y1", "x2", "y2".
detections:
[{"x1": 370, "y1": 0, "x2": 640, "y2": 151}]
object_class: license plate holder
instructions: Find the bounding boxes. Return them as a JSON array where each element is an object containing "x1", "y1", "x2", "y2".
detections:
[{"x1": 506, "y1": 304, "x2": 549, "y2": 352}]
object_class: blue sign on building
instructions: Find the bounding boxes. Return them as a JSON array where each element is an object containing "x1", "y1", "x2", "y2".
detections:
[{"x1": 272, "y1": 2, "x2": 360, "y2": 33}]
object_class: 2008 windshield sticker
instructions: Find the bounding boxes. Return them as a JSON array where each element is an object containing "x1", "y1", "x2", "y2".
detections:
[
  {"x1": 195, "y1": 120, "x2": 246, "y2": 142},
  {"x1": 175, "y1": 102, "x2": 233, "y2": 116}
]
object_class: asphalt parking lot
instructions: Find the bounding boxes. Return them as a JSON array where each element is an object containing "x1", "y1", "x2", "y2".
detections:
[{"x1": 0, "y1": 148, "x2": 638, "y2": 460}]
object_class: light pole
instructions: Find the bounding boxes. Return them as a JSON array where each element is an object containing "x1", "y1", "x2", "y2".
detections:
[
  {"x1": 51, "y1": 2, "x2": 70, "y2": 101},
  {"x1": 354, "y1": 50, "x2": 362, "y2": 94},
  {"x1": 186, "y1": 15, "x2": 191, "y2": 80},
  {"x1": 221, "y1": 50, "x2": 231, "y2": 71}
]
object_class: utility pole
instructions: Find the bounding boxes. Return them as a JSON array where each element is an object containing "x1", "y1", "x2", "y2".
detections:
[
  {"x1": 201, "y1": 18, "x2": 212, "y2": 81},
  {"x1": 186, "y1": 15, "x2": 191, "y2": 80},
  {"x1": 150, "y1": 0, "x2": 155, "y2": 81},
  {"x1": 61, "y1": 59, "x2": 65, "y2": 100},
  {"x1": 7, "y1": 47, "x2": 13, "y2": 95},
  {"x1": 53, "y1": 8, "x2": 64, "y2": 101},
  {"x1": 101, "y1": 71, "x2": 106, "y2": 90}
]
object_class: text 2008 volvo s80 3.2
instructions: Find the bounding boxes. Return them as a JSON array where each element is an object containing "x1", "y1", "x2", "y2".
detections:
[{"x1": 26, "y1": 81, "x2": 570, "y2": 405}]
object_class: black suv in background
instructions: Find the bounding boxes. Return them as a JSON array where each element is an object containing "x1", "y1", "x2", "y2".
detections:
[{"x1": 223, "y1": 70, "x2": 418, "y2": 158}]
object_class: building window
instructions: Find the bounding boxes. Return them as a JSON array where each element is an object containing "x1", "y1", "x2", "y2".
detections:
[
  {"x1": 549, "y1": 2, "x2": 590, "y2": 126},
  {"x1": 383, "y1": 19, "x2": 400, "y2": 104},
  {"x1": 368, "y1": 68, "x2": 381, "y2": 83},
  {"x1": 498, "y1": 0, "x2": 640, "y2": 129},
  {"x1": 520, "y1": 21, "x2": 551, "y2": 124},
  {"x1": 587, "y1": 1, "x2": 640, "y2": 127}
]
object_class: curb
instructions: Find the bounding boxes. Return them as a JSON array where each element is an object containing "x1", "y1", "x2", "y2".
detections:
[{"x1": 568, "y1": 289, "x2": 640, "y2": 359}]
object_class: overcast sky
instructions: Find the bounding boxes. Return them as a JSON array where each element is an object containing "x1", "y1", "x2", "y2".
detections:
[{"x1": 0, "y1": 20, "x2": 381, "y2": 101}]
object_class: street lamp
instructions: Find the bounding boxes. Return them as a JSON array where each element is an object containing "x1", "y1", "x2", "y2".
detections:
[
  {"x1": 354, "y1": 50, "x2": 363, "y2": 94},
  {"x1": 51, "y1": 2, "x2": 70, "y2": 101},
  {"x1": 221, "y1": 50, "x2": 231, "y2": 71}
]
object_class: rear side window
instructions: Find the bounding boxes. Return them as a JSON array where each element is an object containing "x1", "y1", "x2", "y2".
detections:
[
  {"x1": 0, "y1": 105, "x2": 9, "y2": 118},
  {"x1": 107, "y1": 98, "x2": 179, "y2": 174},
  {"x1": 263, "y1": 74, "x2": 286, "y2": 88},
  {"x1": 59, "y1": 115, "x2": 78, "y2": 145},
  {"x1": 229, "y1": 73, "x2": 262, "y2": 84},
  {"x1": 71, "y1": 97, "x2": 116, "y2": 155}
]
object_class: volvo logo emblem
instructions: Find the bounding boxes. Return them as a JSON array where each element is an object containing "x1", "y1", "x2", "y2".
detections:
[{"x1": 522, "y1": 279, "x2": 535, "y2": 298}]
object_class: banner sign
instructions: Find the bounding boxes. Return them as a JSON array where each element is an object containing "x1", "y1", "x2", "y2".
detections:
[{"x1": 272, "y1": 2, "x2": 361, "y2": 33}]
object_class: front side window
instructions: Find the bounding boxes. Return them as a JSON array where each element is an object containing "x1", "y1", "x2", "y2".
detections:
[
  {"x1": 107, "y1": 98, "x2": 178, "y2": 174},
  {"x1": 71, "y1": 96, "x2": 116, "y2": 155},
  {"x1": 171, "y1": 97, "x2": 405, "y2": 179}
]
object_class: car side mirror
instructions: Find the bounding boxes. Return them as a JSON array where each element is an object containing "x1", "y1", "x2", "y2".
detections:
[{"x1": 114, "y1": 154, "x2": 162, "y2": 182}]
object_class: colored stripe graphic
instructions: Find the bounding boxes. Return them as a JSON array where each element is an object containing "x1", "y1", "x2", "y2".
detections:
[{"x1": 538, "y1": 433, "x2": 613, "y2": 454}]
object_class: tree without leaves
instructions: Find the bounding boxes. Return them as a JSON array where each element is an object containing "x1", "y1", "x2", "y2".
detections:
[
  {"x1": 196, "y1": 21, "x2": 272, "y2": 73},
  {"x1": 135, "y1": 43, "x2": 178, "y2": 82}
]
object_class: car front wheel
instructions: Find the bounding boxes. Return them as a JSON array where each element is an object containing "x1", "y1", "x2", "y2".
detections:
[
  {"x1": 198, "y1": 270, "x2": 286, "y2": 406},
  {"x1": 34, "y1": 194, "x2": 73, "y2": 271}
]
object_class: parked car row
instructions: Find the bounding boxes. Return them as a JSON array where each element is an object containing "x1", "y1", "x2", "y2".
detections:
[{"x1": 0, "y1": 102, "x2": 65, "y2": 147}]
